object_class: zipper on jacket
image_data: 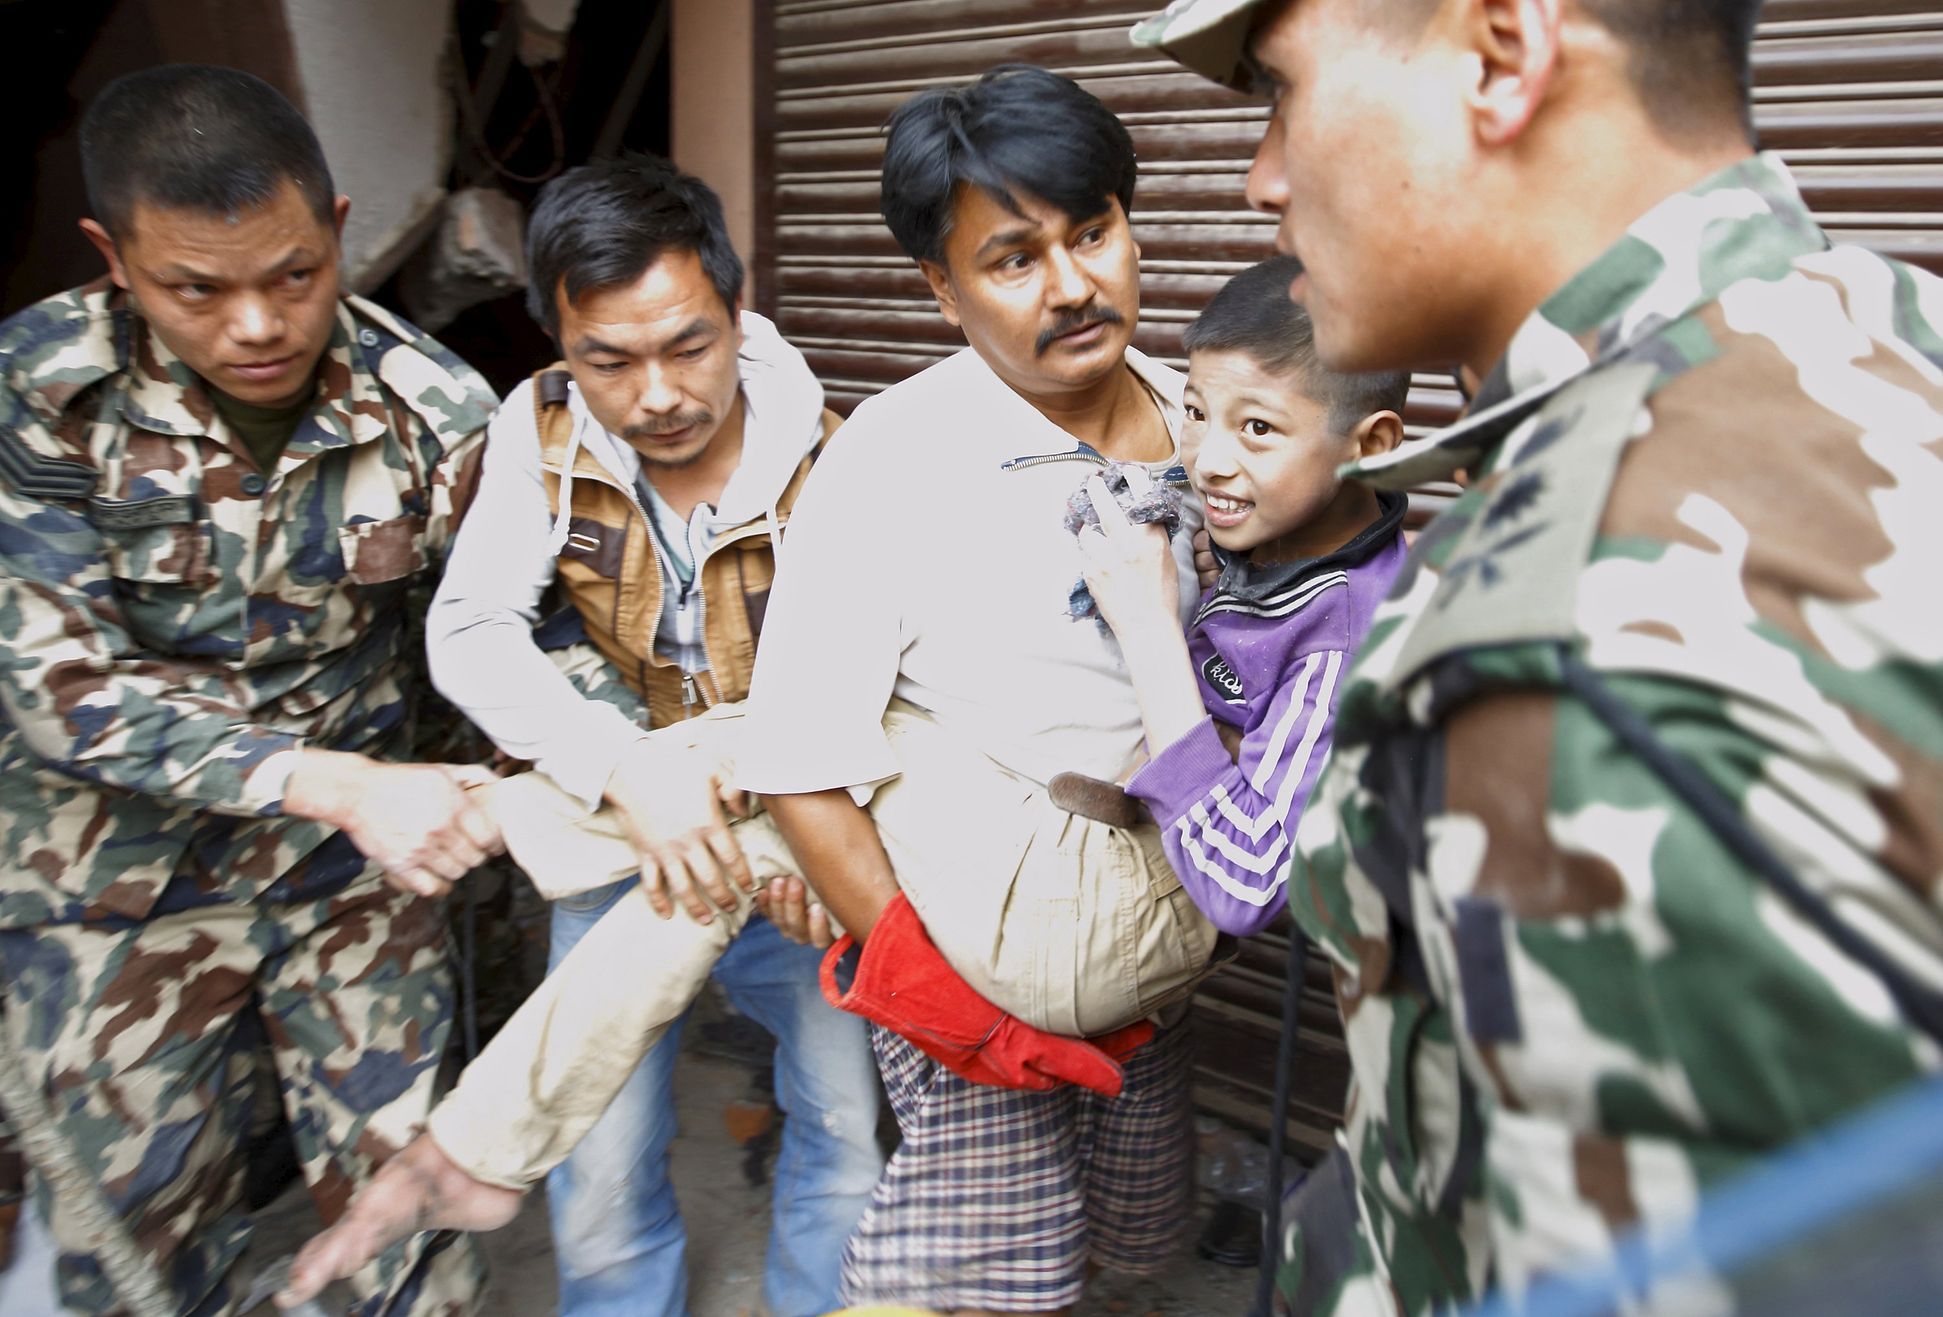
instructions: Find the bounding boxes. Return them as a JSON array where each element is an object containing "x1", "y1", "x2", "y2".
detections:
[
  {"x1": 1000, "y1": 445, "x2": 1192, "y2": 490},
  {"x1": 686, "y1": 512, "x2": 779, "y2": 711},
  {"x1": 687, "y1": 579, "x2": 717, "y2": 714},
  {"x1": 1000, "y1": 448, "x2": 1113, "y2": 474}
]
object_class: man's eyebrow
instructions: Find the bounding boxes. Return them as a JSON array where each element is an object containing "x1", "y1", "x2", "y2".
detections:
[
  {"x1": 151, "y1": 245, "x2": 323, "y2": 285},
  {"x1": 572, "y1": 335, "x2": 632, "y2": 357},
  {"x1": 269, "y1": 246, "x2": 324, "y2": 273},
  {"x1": 975, "y1": 226, "x2": 1040, "y2": 260},
  {"x1": 152, "y1": 263, "x2": 223, "y2": 283},
  {"x1": 665, "y1": 317, "x2": 717, "y2": 348}
]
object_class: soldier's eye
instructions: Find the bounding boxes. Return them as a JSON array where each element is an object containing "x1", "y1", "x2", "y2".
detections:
[
  {"x1": 1184, "y1": 404, "x2": 1205, "y2": 423},
  {"x1": 177, "y1": 284, "x2": 217, "y2": 303},
  {"x1": 1242, "y1": 56, "x2": 1284, "y2": 102},
  {"x1": 283, "y1": 268, "x2": 316, "y2": 288}
]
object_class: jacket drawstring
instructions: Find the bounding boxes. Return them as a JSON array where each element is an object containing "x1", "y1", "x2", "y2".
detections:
[
  {"x1": 548, "y1": 415, "x2": 584, "y2": 554},
  {"x1": 765, "y1": 497, "x2": 785, "y2": 569}
]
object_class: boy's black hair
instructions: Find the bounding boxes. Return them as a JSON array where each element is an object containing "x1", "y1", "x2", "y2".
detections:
[
  {"x1": 81, "y1": 65, "x2": 335, "y2": 238},
  {"x1": 879, "y1": 65, "x2": 1138, "y2": 266},
  {"x1": 1183, "y1": 257, "x2": 1409, "y2": 435},
  {"x1": 525, "y1": 153, "x2": 744, "y2": 340}
]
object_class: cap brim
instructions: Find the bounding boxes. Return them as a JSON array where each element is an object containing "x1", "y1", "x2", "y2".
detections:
[{"x1": 1129, "y1": 0, "x2": 1264, "y2": 92}]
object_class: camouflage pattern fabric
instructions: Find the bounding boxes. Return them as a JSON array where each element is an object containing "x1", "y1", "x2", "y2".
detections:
[
  {"x1": 0, "y1": 858, "x2": 478, "y2": 1316},
  {"x1": 542, "y1": 634, "x2": 655, "y2": 727},
  {"x1": 1284, "y1": 153, "x2": 1943, "y2": 1313},
  {"x1": 0, "y1": 281, "x2": 495, "y2": 1314},
  {"x1": 0, "y1": 279, "x2": 493, "y2": 926}
]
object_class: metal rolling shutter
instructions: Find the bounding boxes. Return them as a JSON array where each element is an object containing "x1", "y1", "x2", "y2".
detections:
[{"x1": 760, "y1": 0, "x2": 1943, "y2": 1155}]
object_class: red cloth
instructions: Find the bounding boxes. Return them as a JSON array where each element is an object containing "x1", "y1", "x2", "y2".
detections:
[{"x1": 820, "y1": 893, "x2": 1153, "y2": 1098}]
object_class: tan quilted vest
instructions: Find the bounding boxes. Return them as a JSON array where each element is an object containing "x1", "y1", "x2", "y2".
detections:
[{"x1": 530, "y1": 365, "x2": 837, "y2": 728}]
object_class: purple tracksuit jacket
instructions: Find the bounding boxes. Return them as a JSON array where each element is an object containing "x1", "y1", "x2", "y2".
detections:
[{"x1": 1125, "y1": 492, "x2": 1408, "y2": 936}]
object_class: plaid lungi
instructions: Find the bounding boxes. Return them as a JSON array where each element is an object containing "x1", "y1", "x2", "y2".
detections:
[{"x1": 838, "y1": 1018, "x2": 1196, "y2": 1311}]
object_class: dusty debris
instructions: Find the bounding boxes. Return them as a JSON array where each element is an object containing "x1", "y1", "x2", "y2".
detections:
[{"x1": 400, "y1": 186, "x2": 528, "y2": 332}]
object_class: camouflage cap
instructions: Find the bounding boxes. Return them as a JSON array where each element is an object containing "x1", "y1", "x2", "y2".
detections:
[{"x1": 1129, "y1": 0, "x2": 1272, "y2": 92}]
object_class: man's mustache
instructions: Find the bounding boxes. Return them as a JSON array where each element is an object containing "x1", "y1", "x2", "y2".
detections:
[
  {"x1": 621, "y1": 409, "x2": 712, "y2": 441},
  {"x1": 1035, "y1": 305, "x2": 1124, "y2": 356}
]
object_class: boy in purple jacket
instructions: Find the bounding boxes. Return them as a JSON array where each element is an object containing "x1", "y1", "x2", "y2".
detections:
[{"x1": 1078, "y1": 256, "x2": 1409, "y2": 935}]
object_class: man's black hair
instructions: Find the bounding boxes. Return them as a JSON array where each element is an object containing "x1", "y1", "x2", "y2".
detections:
[
  {"x1": 1582, "y1": 0, "x2": 1764, "y2": 143},
  {"x1": 879, "y1": 64, "x2": 1138, "y2": 266},
  {"x1": 1380, "y1": 0, "x2": 1762, "y2": 143},
  {"x1": 81, "y1": 65, "x2": 336, "y2": 238},
  {"x1": 1183, "y1": 257, "x2": 1409, "y2": 434},
  {"x1": 525, "y1": 153, "x2": 744, "y2": 340}
]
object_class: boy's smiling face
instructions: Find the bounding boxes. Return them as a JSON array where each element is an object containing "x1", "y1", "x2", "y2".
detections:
[{"x1": 1183, "y1": 347, "x2": 1392, "y2": 562}]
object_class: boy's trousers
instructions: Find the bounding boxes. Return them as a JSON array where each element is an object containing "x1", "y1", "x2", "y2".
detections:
[{"x1": 431, "y1": 701, "x2": 1219, "y2": 1188}]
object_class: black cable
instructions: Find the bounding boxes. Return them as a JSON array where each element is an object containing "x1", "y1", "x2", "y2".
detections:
[
  {"x1": 1558, "y1": 648, "x2": 1943, "y2": 1046},
  {"x1": 1254, "y1": 928, "x2": 1308, "y2": 1316}
]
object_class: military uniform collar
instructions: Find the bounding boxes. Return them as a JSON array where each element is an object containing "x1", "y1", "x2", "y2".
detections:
[
  {"x1": 104, "y1": 299, "x2": 373, "y2": 451},
  {"x1": 118, "y1": 306, "x2": 225, "y2": 437},
  {"x1": 7, "y1": 281, "x2": 129, "y2": 426},
  {"x1": 117, "y1": 297, "x2": 498, "y2": 460},
  {"x1": 1346, "y1": 153, "x2": 1827, "y2": 492}
]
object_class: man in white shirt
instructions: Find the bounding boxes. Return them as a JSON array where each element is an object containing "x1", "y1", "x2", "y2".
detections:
[
  {"x1": 738, "y1": 65, "x2": 1207, "y2": 1315},
  {"x1": 284, "y1": 155, "x2": 883, "y2": 1317}
]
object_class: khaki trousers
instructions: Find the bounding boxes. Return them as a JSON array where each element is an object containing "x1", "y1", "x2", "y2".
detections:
[{"x1": 430, "y1": 703, "x2": 1218, "y2": 1188}]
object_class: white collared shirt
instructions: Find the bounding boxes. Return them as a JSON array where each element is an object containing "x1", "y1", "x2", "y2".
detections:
[{"x1": 739, "y1": 345, "x2": 1199, "y2": 797}]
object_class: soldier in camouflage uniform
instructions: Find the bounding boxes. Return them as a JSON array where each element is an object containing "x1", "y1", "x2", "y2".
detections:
[
  {"x1": 1134, "y1": 1, "x2": 1943, "y2": 1312},
  {"x1": 0, "y1": 66, "x2": 499, "y2": 1315}
]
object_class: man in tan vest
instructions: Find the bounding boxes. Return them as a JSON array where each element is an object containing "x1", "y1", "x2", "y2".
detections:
[{"x1": 409, "y1": 154, "x2": 884, "y2": 1317}]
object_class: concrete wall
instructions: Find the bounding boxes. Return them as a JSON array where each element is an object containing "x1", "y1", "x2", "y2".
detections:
[
  {"x1": 672, "y1": 0, "x2": 756, "y2": 303},
  {"x1": 283, "y1": 0, "x2": 454, "y2": 290}
]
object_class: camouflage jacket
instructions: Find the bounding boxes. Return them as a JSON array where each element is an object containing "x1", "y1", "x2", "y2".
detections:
[
  {"x1": 1289, "y1": 153, "x2": 1943, "y2": 1311},
  {"x1": 0, "y1": 282, "x2": 494, "y2": 927}
]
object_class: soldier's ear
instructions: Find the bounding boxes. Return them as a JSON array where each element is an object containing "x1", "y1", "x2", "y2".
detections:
[
  {"x1": 78, "y1": 219, "x2": 128, "y2": 290},
  {"x1": 1351, "y1": 409, "x2": 1405, "y2": 461},
  {"x1": 331, "y1": 195, "x2": 352, "y2": 241},
  {"x1": 918, "y1": 259, "x2": 961, "y2": 328},
  {"x1": 1463, "y1": 0, "x2": 1563, "y2": 148}
]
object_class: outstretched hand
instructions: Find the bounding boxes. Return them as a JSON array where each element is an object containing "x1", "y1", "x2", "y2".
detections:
[
  {"x1": 1075, "y1": 469, "x2": 1181, "y2": 642},
  {"x1": 604, "y1": 739, "x2": 757, "y2": 925},
  {"x1": 284, "y1": 753, "x2": 504, "y2": 899}
]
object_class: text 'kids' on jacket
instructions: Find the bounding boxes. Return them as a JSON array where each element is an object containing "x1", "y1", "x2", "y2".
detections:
[{"x1": 427, "y1": 310, "x2": 840, "y2": 807}]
